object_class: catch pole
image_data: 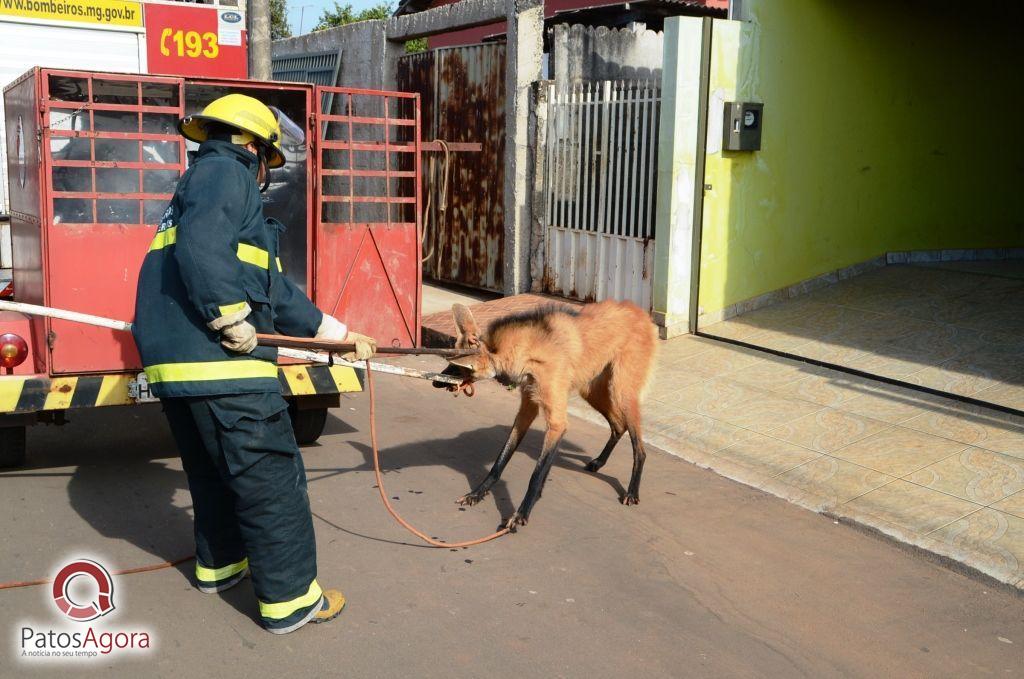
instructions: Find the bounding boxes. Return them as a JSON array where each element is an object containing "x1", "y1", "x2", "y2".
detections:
[{"x1": 0, "y1": 300, "x2": 462, "y2": 385}]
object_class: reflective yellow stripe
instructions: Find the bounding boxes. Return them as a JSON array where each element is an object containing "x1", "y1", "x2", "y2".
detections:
[
  {"x1": 237, "y1": 243, "x2": 270, "y2": 269},
  {"x1": 218, "y1": 301, "x2": 248, "y2": 317},
  {"x1": 275, "y1": 257, "x2": 283, "y2": 273},
  {"x1": 149, "y1": 226, "x2": 178, "y2": 251},
  {"x1": 150, "y1": 229, "x2": 270, "y2": 273},
  {"x1": 259, "y1": 580, "x2": 323, "y2": 620},
  {"x1": 196, "y1": 558, "x2": 248, "y2": 583},
  {"x1": 145, "y1": 360, "x2": 277, "y2": 384}
]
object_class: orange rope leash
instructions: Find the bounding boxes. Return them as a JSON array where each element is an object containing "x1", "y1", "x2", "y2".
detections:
[
  {"x1": 0, "y1": 555, "x2": 194, "y2": 591},
  {"x1": 0, "y1": 362, "x2": 505, "y2": 590},
  {"x1": 366, "y1": 364, "x2": 508, "y2": 548}
]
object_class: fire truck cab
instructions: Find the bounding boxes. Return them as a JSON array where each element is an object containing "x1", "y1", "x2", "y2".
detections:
[{"x1": 0, "y1": 68, "x2": 422, "y2": 467}]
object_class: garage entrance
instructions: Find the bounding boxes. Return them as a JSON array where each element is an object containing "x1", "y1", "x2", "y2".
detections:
[
  {"x1": 690, "y1": 4, "x2": 1024, "y2": 413},
  {"x1": 700, "y1": 262, "x2": 1024, "y2": 412}
]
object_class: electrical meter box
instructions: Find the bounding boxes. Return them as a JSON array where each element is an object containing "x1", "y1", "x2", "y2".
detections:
[{"x1": 723, "y1": 102, "x2": 763, "y2": 152}]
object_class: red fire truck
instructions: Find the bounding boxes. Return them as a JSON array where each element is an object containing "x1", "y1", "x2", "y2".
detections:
[{"x1": 0, "y1": 67, "x2": 422, "y2": 467}]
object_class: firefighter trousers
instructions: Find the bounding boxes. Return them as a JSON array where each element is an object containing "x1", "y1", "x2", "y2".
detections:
[{"x1": 162, "y1": 392, "x2": 324, "y2": 633}]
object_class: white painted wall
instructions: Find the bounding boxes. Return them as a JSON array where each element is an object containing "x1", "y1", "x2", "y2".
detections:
[{"x1": 0, "y1": 22, "x2": 145, "y2": 220}]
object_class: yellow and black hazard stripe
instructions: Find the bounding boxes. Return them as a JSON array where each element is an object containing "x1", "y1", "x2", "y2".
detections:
[
  {"x1": 278, "y1": 364, "x2": 364, "y2": 397},
  {"x1": 0, "y1": 365, "x2": 362, "y2": 415},
  {"x1": 0, "y1": 374, "x2": 135, "y2": 414}
]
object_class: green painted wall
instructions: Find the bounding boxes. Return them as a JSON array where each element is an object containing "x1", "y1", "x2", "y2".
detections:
[{"x1": 698, "y1": 0, "x2": 1024, "y2": 320}]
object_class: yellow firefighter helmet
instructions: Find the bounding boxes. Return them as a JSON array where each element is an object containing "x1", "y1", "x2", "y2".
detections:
[{"x1": 178, "y1": 93, "x2": 289, "y2": 168}]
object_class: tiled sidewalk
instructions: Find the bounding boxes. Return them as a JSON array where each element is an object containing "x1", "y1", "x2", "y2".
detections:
[
  {"x1": 625, "y1": 334, "x2": 1024, "y2": 589},
  {"x1": 422, "y1": 293, "x2": 1024, "y2": 589}
]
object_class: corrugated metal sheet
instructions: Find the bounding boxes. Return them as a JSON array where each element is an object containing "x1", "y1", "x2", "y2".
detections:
[
  {"x1": 547, "y1": 227, "x2": 653, "y2": 309},
  {"x1": 542, "y1": 80, "x2": 659, "y2": 309},
  {"x1": 0, "y1": 22, "x2": 143, "y2": 213},
  {"x1": 397, "y1": 43, "x2": 506, "y2": 292},
  {"x1": 272, "y1": 51, "x2": 340, "y2": 86},
  {"x1": 550, "y1": 23, "x2": 664, "y2": 82}
]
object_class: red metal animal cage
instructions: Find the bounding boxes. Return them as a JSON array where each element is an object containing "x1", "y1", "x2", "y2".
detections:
[{"x1": 4, "y1": 68, "x2": 422, "y2": 378}]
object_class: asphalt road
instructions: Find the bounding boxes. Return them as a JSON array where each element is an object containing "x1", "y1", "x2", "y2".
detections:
[{"x1": 1, "y1": 358, "x2": 1022, "y2": 677}]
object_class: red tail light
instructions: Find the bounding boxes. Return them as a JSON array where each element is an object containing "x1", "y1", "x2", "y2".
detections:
[{"x1": 0, "y1": 333, "x2": 28, "y2": 369}]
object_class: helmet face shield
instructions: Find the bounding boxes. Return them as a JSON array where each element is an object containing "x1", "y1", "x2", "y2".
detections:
[{"x1": 270, "y1": 106, "x2": 305, "y2": 146}]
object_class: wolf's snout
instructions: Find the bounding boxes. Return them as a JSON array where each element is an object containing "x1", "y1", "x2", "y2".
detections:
[{"x1": 433, "y1": 362, "x2": 467, "y2": 389}]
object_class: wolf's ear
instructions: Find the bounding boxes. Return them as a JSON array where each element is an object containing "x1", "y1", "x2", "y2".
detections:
[
  {"x1": 452, "y1": 304, "x2": 480, "y2": 347},
  {"x1": 447, "y1": 354, "x2": 477, "y2": 369}
]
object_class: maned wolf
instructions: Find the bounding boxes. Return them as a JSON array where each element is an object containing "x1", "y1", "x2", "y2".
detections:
[{"x1": 434, "y1": 300, "x2": 658, "y2": 531}]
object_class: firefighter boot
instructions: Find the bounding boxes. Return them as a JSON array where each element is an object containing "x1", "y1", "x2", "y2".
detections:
[{"x1": 309, "y1": 589, "x2": 346, "y2": 625}]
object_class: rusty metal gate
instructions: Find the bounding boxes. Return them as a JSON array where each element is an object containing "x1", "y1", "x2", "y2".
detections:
[
  {"x1": 314, "y1": 85, "x2": 421, "y2": 348},
  {"x1": 397, "y1": 43, "x2": 505, "y2": 292},
  {"x1": 542, "y1": 80, "x2": 660, "y2": 309}
]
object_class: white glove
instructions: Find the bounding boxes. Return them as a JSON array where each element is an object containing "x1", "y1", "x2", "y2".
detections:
[
  {"x1": 342, "y1": 331, "x2": 377, "y2": 361},
  {"x1": 315, "y1": 313, "x2": 348, "y2": 341},
  {"x1": 221, "y1": 320, "x2": 257, "y2": 353}
]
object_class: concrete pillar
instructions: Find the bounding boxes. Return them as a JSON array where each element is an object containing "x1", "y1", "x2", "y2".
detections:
[
  {"x1": 651, "y1": 16, "x2": 710, "y2": 338},
  {"x1": 528, "y1": 81, "x2": 549, "y2": 291},
  {"x1": 502, "y1": 0, "x2": 544, "y2": 295}
]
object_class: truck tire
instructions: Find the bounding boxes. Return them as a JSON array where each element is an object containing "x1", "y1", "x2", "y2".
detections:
[
  {"x1": 0, "y1": 426, "x2": 27, "y2": 468},
  {"x1": 289, "y1": 405, "x2": 328, "y2": 446}
]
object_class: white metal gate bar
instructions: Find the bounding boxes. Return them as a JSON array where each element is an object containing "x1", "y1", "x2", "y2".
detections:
[
  {"x1": 542, "y1": 80, "x2": 660, "y2": 309},
  {"x1": 545, "y1": 80, "x2": 660, "y2": 237}
]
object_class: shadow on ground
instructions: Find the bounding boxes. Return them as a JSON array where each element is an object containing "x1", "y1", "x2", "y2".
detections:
[
  {"x1": 4, "y1": 403, "x2": 632, "y2": 619},
  {"x1": 315, "y1": 425, "x2": 625, "y2": 522}
]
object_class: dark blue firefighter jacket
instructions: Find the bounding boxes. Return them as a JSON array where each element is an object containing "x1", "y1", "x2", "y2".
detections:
[{"x1": 133, "y1": 139, "x2": 323, "y2": 398}]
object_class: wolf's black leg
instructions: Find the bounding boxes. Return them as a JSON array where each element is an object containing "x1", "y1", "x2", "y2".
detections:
[
  {"x1": 585, "y1": 431, "x2": 623, "y2": 472},
  {"x1": 457, "y1": 395, "x2": 538, "y2": 507},
  {"x1": 457, "y1": 432, "x2": 526, "y2": 506},
  {"x1": 506, "y1": 430, "x2": 564, "y2": 531},
  {"x1": 622, "y1": 426, "x2": 646, "y2": 506}
]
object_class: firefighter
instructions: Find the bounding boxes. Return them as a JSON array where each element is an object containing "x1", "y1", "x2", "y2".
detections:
[{"x1": 132, "y1": 93, "x2": 376, "y2": 634}]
